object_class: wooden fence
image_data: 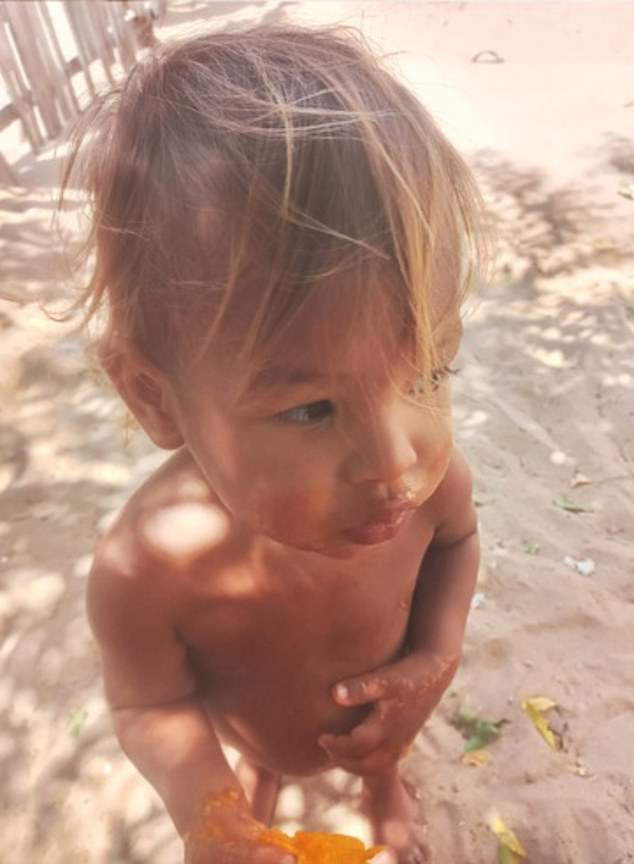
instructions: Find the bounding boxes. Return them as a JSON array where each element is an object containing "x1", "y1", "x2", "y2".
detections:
[{"x1": 0, "y1": 1, "x2": 140, "y2": 168}]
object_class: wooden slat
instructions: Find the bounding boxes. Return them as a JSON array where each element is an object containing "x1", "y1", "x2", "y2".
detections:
[
  {"x1": 74, "y1": 2, "x2": 114, "y2": 88},
  {"x1": 0, "y1": 101, "x2": 18, "y2": 130},
  {"x1": 0, "y1": 6, "x2": 45, "y2": 150},
  {"x1": 0, "y1": 0, "x2": 141, "y2": 161},
  {"x1": 4, "y1": 2, "x2": 63, "y2": 139},
  {"x1": 0, "y1": 56, "x2": 82, "y2": 135},
  {"x1": 88, "y1": 3, "x2": 116, "y2": 87},
  {"x1": 62, "y1": 0, "x2": 97, "y2": 100},
  {"x1": 0, "y1": 148, "x2": 19, "y2": 184},
  {"x1": 38, "y1": 0, "x2": 81, "y2": 117},
  {"x1": 105, "y1": 2, "x2": 136, "y2": 72}
]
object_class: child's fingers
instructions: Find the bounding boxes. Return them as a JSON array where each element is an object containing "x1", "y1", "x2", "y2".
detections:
[
  {"x1": 319, "y1": 725, "x2": 398, "y2": 774},
  {"x1": 253, "y1": 845, "x2": 296, "y2": 864},
  {"x1": 326, "y1": 746, "x2": 395, "y2": 777},
  {"x1": 319, "y1": 713, "x2": 384, "y2": 760},
  {"x1": 188, "y1": 841, "x2": 295, "y2": 864},
  {"x1": 332, "y1": 672, "x2": 391, "y2": 706}
]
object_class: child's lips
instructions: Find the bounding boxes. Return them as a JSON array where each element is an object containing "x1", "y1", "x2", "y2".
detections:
[{"x1": 343, "y1": 504, "x2": 414, "y2": 546}]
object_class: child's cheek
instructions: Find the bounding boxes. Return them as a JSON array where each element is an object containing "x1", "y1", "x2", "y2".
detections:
[{"x1": 248, "y1": 482, "x2": 330, "y2": 545}]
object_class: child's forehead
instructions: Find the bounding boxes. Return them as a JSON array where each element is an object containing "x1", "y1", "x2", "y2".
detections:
[
  {"x1": 273, "y1": 279, "x2": 396, "y2": 357},
  {"x1": 205, "y1": 263, "x2": 461, "y2": 395},
  {"x1": 221, "y1": 267, "x2": 406, "y2": 375}
]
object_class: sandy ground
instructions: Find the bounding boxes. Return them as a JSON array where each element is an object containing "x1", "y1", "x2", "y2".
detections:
[{"x1": 1, "y1": 2, "x2": 633, "y2": 862}]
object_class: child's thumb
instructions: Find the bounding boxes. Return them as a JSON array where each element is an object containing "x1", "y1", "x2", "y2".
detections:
[{"x1": 254, "y1": 846, "x2": 296, "y2": 864}]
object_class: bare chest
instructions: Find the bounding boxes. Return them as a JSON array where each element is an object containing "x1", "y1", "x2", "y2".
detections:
[
  {"x1": 176, "y1": 517, "x2": 433, "y2": 773},
  {"x1": 180, "y1": 516, "x2": 432, "y2": 692}
]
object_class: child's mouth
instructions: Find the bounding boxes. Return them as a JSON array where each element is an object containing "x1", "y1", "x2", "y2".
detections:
[{"x1": 343, "y1": 505, "x2": 413, "y2": 546}]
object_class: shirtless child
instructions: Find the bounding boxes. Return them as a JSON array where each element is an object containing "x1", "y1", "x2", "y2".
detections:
[{"x1": 65, "y1": 24, "x2": 485, "y2": 864}]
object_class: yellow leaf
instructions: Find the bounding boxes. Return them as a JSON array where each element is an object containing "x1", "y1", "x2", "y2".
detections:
[
  {"x1": 525, "y1": 696, "x2": 557, "y2": 713},
  {"x1": 499, "y1": 847, "x2": 525, "y2": 864},
  {"x1": 521, "y1": 696, "x2": 559, "y2": 750},
  {"x1": 490, "y1": 815, "x2": 527, "y2": 860},
  {"x1": 462, "y1": 748, "x2": 491, "y2": 767}
]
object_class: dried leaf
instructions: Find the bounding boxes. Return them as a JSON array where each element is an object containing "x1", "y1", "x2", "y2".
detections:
[
  {"x1": 522, "y1": 696, "x2": 560, "y2": 750},
  {"x1": 462, "y1": 748, "x2": 490, "y2": 767},
  {"x1": 554, "y1": 496, "x2": 590, "y2": 513},
  {"x1": 499, "y1": 847, "x2": 524, "y2": 864},
  {"x1": 490, "y1": 815, "x2": 527, "y2": 862},
  {"x1": 525, "y1": 696, "x2": 557, "y2": 713}
]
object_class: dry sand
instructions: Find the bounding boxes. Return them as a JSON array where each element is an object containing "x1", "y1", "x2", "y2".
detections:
[{"x1": 1, "y1": 2, "x2": 633, "y2": 863}]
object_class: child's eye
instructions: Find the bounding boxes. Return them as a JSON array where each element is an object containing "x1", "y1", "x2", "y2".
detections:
[{"x1": 276, "y1": 400, "x2": 333, "y2": 425}]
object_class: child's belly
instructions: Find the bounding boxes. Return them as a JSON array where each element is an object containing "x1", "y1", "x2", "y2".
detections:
[
  {"x1": 191, "y1": 582, "x2": 416, "y2": 775},
  {"x1": 185, "y1": 514, "x2": 432, "y2": 776},
  {"x1": 204, "y1": 642, "x2": 400, "y2": 776}
]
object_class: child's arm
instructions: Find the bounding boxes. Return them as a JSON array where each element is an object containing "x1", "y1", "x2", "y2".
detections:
[
  {"x1": 319, "y1": 449, "x2": 478, "y2": 775},
  {"x1": 405, "y1": 446, "x2": 479, "y2": 660},
  {"x1": 87, "y1": 545, "x2": 292, "y2": 864}
]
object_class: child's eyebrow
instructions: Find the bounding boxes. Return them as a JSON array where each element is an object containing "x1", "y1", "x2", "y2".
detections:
[{"x1": 247, "y1": 366, "x2": 329, "y2": 393}]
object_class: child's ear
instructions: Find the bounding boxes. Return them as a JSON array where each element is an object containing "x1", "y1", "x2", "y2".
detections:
[{"x1": 102, "y1": 345, "x2": 184, "y2": 450}]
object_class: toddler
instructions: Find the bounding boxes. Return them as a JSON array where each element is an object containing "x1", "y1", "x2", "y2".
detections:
[{"x1": 64, "y1": 23, "x2": 486, "y2": 864}]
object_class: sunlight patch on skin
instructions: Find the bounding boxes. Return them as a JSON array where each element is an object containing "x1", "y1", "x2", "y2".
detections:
[
  {"x1": 399, "y1": 479, "x2": 425, "y2": 505},
  {"x1": 173, "y1": 473, "x2": 212, "y2": 500},
  {"x1": 141, "y1": 501, "x2": 230, "y2": 567}
]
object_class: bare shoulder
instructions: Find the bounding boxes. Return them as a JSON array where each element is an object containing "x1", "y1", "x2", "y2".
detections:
[
  {"x1": 130, "y1": 448, "x2": 234, "y2": 568},
  {"x1": 100, "y1": 448, "x2": 234, "y2": 572},
  {"x1": 424, "y1": 447, "x2": 477, "y2": 546},
  {"x1": 87, "y1": 449, "x2": 230, "y2": 708}
]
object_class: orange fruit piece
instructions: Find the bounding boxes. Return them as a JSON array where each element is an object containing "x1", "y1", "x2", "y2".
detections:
[{"x1": 260, "y1": 828, "x2": 384, "y2": 864}]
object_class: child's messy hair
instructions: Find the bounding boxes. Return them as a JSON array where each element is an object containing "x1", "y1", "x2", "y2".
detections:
[{"x1": 61, "y1": 24, "x2": 487, "y2": 385}]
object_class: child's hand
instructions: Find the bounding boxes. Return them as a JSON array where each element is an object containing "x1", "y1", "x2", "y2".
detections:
[
  {"x1": 184, "y1": 791, "x2": 295, "y2": 864},
  {"x1": 318, "y1": 651, "x2": 459, "y2": 776},
  {"x1": 186, "y1": 839, "x2": 294, "y2": 864},
  {"x1": 186, "y1": 841, "x2": 294, "y2": 864}
]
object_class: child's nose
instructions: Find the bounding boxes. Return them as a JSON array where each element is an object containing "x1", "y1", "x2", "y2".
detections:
[{"x1": 344, "y1": 407, "x2": 418, "y2": 487}]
